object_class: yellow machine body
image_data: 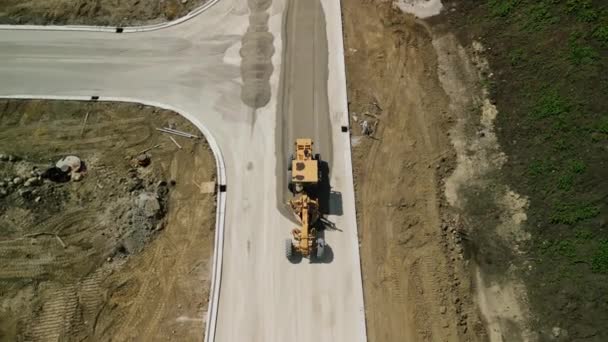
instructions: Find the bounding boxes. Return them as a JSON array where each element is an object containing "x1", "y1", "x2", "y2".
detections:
[
  {"x1": 286, "y1": 138, "x2": 324, "y2": 260},
  {"x1": 291, "y1": 138, "x2": 318, "y2": 184}
]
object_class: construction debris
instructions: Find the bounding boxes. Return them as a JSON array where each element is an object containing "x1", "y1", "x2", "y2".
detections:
[
  {"x1": 169, "y1": 136, "x2": 182, "y2": 149},
  {"x1": 138, "y1": 144, "x2": 161, "y2": 155},
  {"x1": 80, "y1": 112, "x2": 89, "y2": 137},
  {"x1": 156, "y1": 127, "x2": 200, "y2": 139}
]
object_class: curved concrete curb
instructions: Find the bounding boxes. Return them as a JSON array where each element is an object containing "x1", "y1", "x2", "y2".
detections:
[
  {"x1": 0, "y1": 0, "x2": 221, "y2": 33},
  {"x1": 0, "y1": 95, "x2": 226, "y2": 342}
]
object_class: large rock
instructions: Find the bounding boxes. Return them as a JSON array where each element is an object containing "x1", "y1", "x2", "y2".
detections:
[
  {"x1": 136, "y1": 192, "x2": 161, "y2": 218},
  {"x1": 56, "y1": 156, "x2": 82, "y2": 173}
]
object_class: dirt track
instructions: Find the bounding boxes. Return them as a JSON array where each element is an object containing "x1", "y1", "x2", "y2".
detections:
[
  {"x1": 0, "y1": 100, "x2": 215, "y2": 341},
  {"x1": 0, "y1": 0, "x2": 208, "y2": 26},
  {"x1": 343, "y1": 1, "x2": 503, "y2": 340}
]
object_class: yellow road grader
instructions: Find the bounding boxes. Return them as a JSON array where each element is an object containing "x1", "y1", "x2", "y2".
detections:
[{"x1": 285, "y1": 138, "x2": 326, "y2": 260}]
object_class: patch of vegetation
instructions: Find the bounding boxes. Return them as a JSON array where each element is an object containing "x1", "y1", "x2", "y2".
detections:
[
  {"x1": 509, "y1": 48, "x2": 526, "y2": 67},
  {"x1": 566, "y1": 0, "x2": 599, "y2": 22},
  {"x1": 593, "y1": 24, "x2": 608, "y2": 45},
  {"x1": 488, "y1": 0, "x2": 519, "y2": 17},
  {"x1": 531, "y1": 89, "x2": 570, "y2": 119},
  {"x1": 447, "y1": 0, "x2": 608, "y2": 337},
  {"x1": 551, "y1": 202, "x2": 600, "y2": 225},
  {"x1": 568, "y1": 36, "x2": 600, "y2": 66},
  {"x1": 524, "y1": 1, "x2": 560, "y2": 31},
  {"x1": 591, "y1": 240, "x2": 608, "y2": 273}
]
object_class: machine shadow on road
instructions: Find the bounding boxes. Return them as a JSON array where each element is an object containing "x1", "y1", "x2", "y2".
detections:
[{"x1": 314, "y1": 160, "x2": 343, "y2": 217}]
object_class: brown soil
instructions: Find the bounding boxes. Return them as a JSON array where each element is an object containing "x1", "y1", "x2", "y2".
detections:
[
  {"x1": 0, "y1": 0, "x2": 208, "y2": 26},
  {"x1": 0, "y1": 100, "x2": 216, "y2": 341},
  {"x1": 342, "y1": 1, "x2": 529, "y2": 341}
]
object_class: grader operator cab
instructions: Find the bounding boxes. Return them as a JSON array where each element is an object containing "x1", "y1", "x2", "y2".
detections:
[{"x1": 285, "y1": 139, "x2": 326, "y2": 260}]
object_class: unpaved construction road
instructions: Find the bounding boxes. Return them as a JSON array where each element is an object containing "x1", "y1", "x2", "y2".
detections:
[
  {"x1": 0, "y1": 0, "x2": 367, "y2": 341},
  {"x1": 0, "y1": 100, "x2": 216, "y2": 341}
]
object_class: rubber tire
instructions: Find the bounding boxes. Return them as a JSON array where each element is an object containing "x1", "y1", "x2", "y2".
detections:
[
  {"x1": 287, "y1": 153, "x2": 294, "y2": 171},
  {"x1": 316, "y1": 238, "x2": 325, "y2": 259},
  {"x1": 285, "y1": 239, "x2": 293, "y2": 259}
]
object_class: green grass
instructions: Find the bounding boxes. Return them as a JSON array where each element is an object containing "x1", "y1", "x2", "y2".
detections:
[
  {"x1": 489, "y1": 0, "x2": 519, "y2": 17},
  {"x1": 566, "y1": 0, "x2": 599, "y2": 22},
  {"x1": 591, "y1": 240, "x2": 608, "y2": 273},
  {"x1": 593, "y1": 24, "x2": 608, "y2": 45},
  {"x1": 509, "y1": 48, "x2": 526, "y2": 66},
  {"x1": 524, "y1": 2, "x2": 560, "y2": 31},
  {"x1": 527, "y1": 159, "x2": 553, "y2": 177},
  {"x1": 551, "y1": 202, "x2": 600, "y2": 225},
  {"x1": 596, "y1": 117, "x2": 608, "y2": 134},
  {"x1": 568, "y1": 36, "x2": 600, "y2": 66},
  {"x1": 455, "y1": 0, "x2": 607, "y2": 335},
  {"x1": 531, "y1": 89, "x2": 571, "y2": 119}
]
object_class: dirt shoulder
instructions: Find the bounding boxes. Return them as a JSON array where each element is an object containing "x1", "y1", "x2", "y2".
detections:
[
  {"x1": 0, "y1": 100, "x2": 216, "y2": 341},
  {"x1": 343, "y1": 1, "x2": 487, "y2": 341},
  {"x1": 0, "y1": 0, "x2": 208, "y2": 26}
]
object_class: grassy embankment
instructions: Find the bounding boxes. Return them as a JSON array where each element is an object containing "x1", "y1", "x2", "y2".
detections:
[{"x1": 448, "y1": 0, "x2": 607, "y2": 338}]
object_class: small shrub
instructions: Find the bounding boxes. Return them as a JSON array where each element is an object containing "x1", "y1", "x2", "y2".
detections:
[
  {"x1": 551, "y1": 203, "x2": 600, "y2": 224},
  {"x1": 568, "y1": 39, "x2": 599, "y2": 65},
  {"x1": 557, "y1": 173, "x2": 574, "y2": 191},
  {"x1": 525, "y1": 2, "x2": 559, "y2": 30},
  {"x1": 593, "y1": 25, "x2": 608, "y2": 45},
  {"x1": 532, "y1": 89, "x2": 570, "y2": 119},
  {"x1": 566, "y1": 0, "x2": 599, "y2": 22},
  {"x1": 574, "y1": 229, "x2": 594, "y2": 240},
  {"x1": 568, "y1": 159, "x2": 586, "y2": 174},
  {"x1": 489, "y1": 0, "x2": 519, "y2": 17},
  {"x1": 591, "y1": 240, "x2": 608, "y2": 273}
]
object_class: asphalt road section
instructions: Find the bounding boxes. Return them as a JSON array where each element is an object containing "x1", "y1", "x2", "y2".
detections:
[{"x1": 0, "y1": 0, "x2": 367, "y2": 341}]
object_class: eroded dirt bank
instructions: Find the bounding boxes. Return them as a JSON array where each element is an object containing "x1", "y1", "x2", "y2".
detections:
[
  {"x1": 0, "y1": 100, "x2": 216, "y2": 341},
  {"x1": 0, "y1": 0, "x2": 208, "y2": 26},
  {"x1": 344, "y1": 1, "x2": 533, "y2": 341}
]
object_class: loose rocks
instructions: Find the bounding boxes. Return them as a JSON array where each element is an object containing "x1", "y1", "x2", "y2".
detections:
[{"x1": 136, "y1": 154, "x2": 151, "y2": 167}]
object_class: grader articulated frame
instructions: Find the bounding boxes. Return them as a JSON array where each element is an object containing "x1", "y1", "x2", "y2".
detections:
[{"x1": 285, "y1": 139, "x2": 326, "y2": 260}]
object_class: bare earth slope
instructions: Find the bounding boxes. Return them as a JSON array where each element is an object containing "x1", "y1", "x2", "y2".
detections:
[
  {"x1": 343, "y1": 2, "x2": 487, "y2": 341},
  {"x1": 0, "y1": 0, "x2": 208, "y2": 26},
  {"x1": 0, "y1": 100, "x2": 216, "y2": 341}
]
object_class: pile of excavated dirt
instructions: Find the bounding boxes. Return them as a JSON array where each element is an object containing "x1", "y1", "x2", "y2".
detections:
[
  {"x1": 0, "y1": 100, "x2": 216, "y2": 341},
  {"x1": 0, "y1": 0, "x2": 208, "y2": 26}
]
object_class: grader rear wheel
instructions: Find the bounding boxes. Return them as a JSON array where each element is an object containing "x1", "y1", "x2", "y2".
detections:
[
  {"x1": 285, "y1": 239, "x2": 293, "y2": 259},
  {"x1": 315, "y1": 238, "x2": 326, "y2": 259}
]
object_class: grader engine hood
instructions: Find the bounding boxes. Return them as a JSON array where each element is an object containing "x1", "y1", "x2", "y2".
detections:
[{"x1": 291, "y1": 159, "x2": 318, "y2": 183}]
